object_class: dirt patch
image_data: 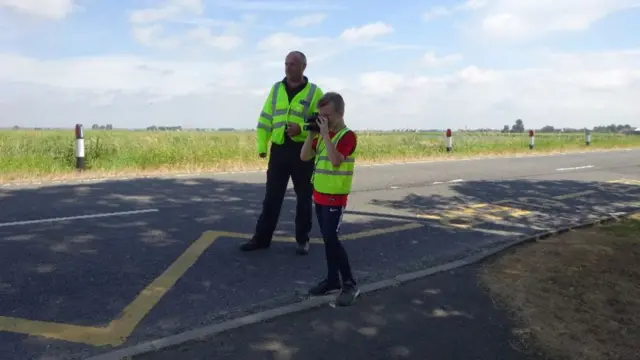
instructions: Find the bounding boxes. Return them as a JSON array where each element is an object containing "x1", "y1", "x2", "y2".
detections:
[{"x1": 479, "y1": 214, "x2": 640, "y2": 360}]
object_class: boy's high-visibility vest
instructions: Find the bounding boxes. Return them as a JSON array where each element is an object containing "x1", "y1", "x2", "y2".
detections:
[{"x1": 312, "y1": 127, "x2": 356, "y2": 195}]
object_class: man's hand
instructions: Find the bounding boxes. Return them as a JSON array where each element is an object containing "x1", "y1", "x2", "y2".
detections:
[
  {"x1": 286, "y1": 123, "x2": 301, "y2": 137},
  {"x1": 259, "y1": 153, "x2": 267, "y2": 158},
  {"x1": 316, "y1": 116, "x2": 330, "y2": 136}
]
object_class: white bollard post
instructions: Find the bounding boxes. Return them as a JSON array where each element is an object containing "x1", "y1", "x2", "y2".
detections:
[
  {"x1": 75, "y1": 124, "x2": 85, "y2": 170},
  {"x1": 445, "y1": 128, "x2": 452, "y2": 152},
  {"x1": 529, "y1": 129, "x2": 535, "y2": 150},
  {"x1": 585, "y1": 129, "x2": 591, "y2": 146}
]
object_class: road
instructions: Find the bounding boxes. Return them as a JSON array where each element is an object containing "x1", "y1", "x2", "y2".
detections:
[{"x1": 0, "y1": 149, "x2": 639, "y2": 360}]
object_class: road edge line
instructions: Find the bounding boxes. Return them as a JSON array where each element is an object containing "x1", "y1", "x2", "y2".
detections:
[{"x1": 86, "y1": 211, "x2": 638, "y2": 360}]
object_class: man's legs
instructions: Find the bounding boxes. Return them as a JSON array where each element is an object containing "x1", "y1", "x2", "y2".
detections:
[
  {"x1": 290, "y1": 158, "x2": 314, "y2": 254},
  {"x1": 308, "y1": 203, "x2": 359, "y2": 306},
  {"x1": 240, "y1": 150, "x2": 290, "y2": 251}
]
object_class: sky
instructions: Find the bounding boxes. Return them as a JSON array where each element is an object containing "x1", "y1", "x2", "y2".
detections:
[{"x1": 0, "y1": 0, "x2": 639, "y2": 131}]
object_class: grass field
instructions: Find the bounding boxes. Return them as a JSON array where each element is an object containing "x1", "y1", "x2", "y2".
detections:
[{"x1": 1, "y1": 129, "x2": 639, "y2": 183}]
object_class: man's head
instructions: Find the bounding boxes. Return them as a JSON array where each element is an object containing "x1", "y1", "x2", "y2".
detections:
[
  {"x1": 285, "y1": 51, "x2": 306, "y2": 82},
  {"x1": 317, "y1": 92, "x2": 345, "y2": 128}
]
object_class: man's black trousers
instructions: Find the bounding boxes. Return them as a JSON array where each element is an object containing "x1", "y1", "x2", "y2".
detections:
[{"x1": 253, "y1": 142, "x2": 314, "y2": 245}]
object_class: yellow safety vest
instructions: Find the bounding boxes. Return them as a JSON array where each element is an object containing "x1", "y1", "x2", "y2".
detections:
[
  {"x1": 256, "y1": 80, "x2": 323, "y2": 154},
  {"x1": 312, "y1": 127, "x2": 356, "y2": 195}
]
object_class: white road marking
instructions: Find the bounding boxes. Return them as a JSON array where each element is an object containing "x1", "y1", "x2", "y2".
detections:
[
  {"x1": 0, "y1": 209, "x2": 159, "y2": 228},
  {"x1": 448, "y1": 179, "x2": 464, "y2": 183},
  {"x1": 555, "y1": 165, "x2": 594, "y2": 171}
]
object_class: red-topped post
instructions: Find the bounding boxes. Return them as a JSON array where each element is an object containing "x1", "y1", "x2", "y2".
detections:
[
  {"x1": 75, "y1": 124, "x2": 85, "y2": 170},
  {"x1": 445, "y1": 128, "x2": 452, "y2": 152},
  {"x1": 528, "y1": 129, "x2": 535, "y2": 150}
]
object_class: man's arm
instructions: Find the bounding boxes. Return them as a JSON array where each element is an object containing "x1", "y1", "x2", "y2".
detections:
[
  {"x1": 309, "y1": 86, "x2": 324, "y2": 115},
  {"x1": 256, "y1": 85, "x2": 276, "y2": 155},
  {"x1": 300, "y1": 132, "x2": 317, "y2": 161},
  {"x1": 322, "y1": 130, "x2": 356, "y2": 167}
]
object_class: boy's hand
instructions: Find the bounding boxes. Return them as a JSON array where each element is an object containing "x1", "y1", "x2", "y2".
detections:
[{"x1": 316, "y1": 116, "x2": 329, "y2": 136}]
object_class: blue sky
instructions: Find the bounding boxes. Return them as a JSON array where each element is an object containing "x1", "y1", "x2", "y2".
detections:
[{"x1": 0, "y1": 0, "x2": 639, "y2": 130}]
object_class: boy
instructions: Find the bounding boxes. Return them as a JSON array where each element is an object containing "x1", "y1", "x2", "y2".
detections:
[{"x1": 300, "y1": 92, "x2": 359, "y2": 306}]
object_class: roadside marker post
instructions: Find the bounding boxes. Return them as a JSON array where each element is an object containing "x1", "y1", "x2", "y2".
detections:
[
  {"x1": 585, "y1": 129, "x2": 591, "y2": 146},
  {"x1": 529, "y1": 129, "x2": 535, "y2": 150},
  {"x1": 445, "y1": 128, "x2": 452, "y2": 152},
  {"x1": 75, "y1": 124, "x2": 85, "y2": 170}
]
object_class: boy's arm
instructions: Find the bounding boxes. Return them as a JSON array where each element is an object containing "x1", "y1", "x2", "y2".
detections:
[
  {"x1": 322, "y1": 130, "x2": 356, "y2": 167},
  {"x1": 300, "y1": 132, "x2": 318, "y2": 161}
]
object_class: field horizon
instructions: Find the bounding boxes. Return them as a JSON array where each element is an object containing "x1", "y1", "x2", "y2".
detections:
[{"x1": 2, "y1": 129, "x2": 639, "y2": 184}]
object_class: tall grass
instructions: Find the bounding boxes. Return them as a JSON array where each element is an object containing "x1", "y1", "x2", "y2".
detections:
[{"x1": 1, "y1": 129, "x2": 638, "y2": 182}]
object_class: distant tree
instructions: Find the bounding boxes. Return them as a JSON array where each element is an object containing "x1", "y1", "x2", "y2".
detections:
[
  {"x1": 511, "y1": 119, "x2": 525, "y2": 133},
  {"x1": 92, "y1": 124, "x2": 100, "y2": 130},
  {"x1": 501, "y1": 125, "x2": 509, "y2": 133}
]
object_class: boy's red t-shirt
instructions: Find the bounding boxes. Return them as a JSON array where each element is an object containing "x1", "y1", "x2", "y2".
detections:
[{"x1": 311, "y1": 130, "x2": 357, "y2": 207}]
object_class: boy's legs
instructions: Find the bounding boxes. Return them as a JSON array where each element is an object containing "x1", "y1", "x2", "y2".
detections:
[
  {"x1": 309, "y1": 203, "x2": 342, "y2": 295},
  {"x1": 309, "y1": 203, "x2": 359, "y2": 305}
]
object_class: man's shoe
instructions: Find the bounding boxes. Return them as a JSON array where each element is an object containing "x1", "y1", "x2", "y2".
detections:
[
  {"x1": 295, "y1": 242, "x2": 310, "y2": 255},
  {"x1": 239, "y1": 239, "x2": 269, "y2": 252},
  {"x1": 335, "y1": 281, "x2": 360, "y2": 306},
  {"x1": 308, "y1": 279, "x2": 341, "y2": 296}
]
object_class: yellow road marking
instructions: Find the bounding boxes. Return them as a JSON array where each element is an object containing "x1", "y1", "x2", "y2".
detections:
[
  {"x1": 553, "y1": 190, "x2": 596, "y2": 200},
  {"x1": 0, "y1": 223, "x2": 422, "y2": 346},
  {"x1": 417, "y1": 201, "x2": 533, "y2": 228},
  {"x1": 607, "y1": 179, "x2": 640, "y2": 185}
]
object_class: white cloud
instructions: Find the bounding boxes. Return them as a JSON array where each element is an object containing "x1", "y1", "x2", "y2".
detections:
[
  {"x1": 422, "y1": 6, "x2": 451, "y2": 21},
  {"x1": 214, "y1": 0, "x2": 345, "y2": 12},
  {"x1": 128, "y1": 0, "x2": 243, "y2": 51},
  {"x1": 0, "y1": 0, "x2": 77, "y2": 20},
  {"x1": 422, "y1": 0, "x2": 486, "y2": 21},
  {"x1": 4, "y1": 47, "x2": 639, "y2": 130},
  {"x1": 286, "y1": 13, "x2": 326, "y2": 27},
  {"x1": 128, "y1": 0, "x2": 204, "y2": 24},
  {"x1": 422, "y1": 52, "x2": 463, "y2": 67},
  {"x1": 0, "y1": 53, "x2": 251, "y2": 100},
  {"x1": 339, "y1": 22, "x2": 394, "y2": 42},
  {"x1": 476, "y1": 0, "x2": 640, "y2": 39}
]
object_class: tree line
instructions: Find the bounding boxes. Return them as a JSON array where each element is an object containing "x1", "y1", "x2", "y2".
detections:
[{"x1": 8, "y1": 119, "x2": 638, "y2": 134}]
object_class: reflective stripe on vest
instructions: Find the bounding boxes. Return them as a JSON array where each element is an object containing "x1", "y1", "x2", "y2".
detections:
[
  {"x1": 255, "y1": 82, "x2": 318, "y2": 142},
  {"x1": 312, "y1": 127, "x2": 356, "y2": 195}
]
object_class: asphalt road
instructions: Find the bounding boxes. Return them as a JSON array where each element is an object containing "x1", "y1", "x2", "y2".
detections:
[
  {"x1": 133, "y1": 265, "x2": 541, "y2": 360},
  {"x1": 0, "y1": 149, "x2": 639, "y2": 360}
]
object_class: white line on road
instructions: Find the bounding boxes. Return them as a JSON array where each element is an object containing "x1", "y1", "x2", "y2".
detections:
[
  {"x1": 0, "y1": 209, "x2": 159, "y2": 228},
  {"x1": 555, "y1": 165, "x2": 594, "y2": 171}
]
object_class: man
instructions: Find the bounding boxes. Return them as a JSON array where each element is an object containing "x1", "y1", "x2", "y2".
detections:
[
  {"x1": 300, "y1": 92, "x2": 360, "y2": 306},
  {"x1": 240, "y1": 51, "x2": 324, "y2": 255}
]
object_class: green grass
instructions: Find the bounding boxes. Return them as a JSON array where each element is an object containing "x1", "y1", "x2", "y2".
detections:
[{"x1": 1, "y1": 129, "x2": 639, "y2": 182}]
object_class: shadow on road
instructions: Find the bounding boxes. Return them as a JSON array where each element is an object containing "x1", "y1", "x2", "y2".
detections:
[
  {"x1": 0, "y1": 176, "x2": 638, "y2": 360},
  {"x1": 361, "y1": 178, "x2": 640, "y2": 236}
]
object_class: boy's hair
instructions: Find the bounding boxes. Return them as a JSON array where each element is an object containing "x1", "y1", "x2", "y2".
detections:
[{"x1": 317, "y1": 92, "x2": 345, "y2": 115}]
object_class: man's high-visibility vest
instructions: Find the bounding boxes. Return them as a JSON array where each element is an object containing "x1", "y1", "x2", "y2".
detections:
[
  {"x1": 312, "y1": 127, "x2": 356, "y2": 195},
  {"x1": 256, "y1": 80, "x2": 323, "y2": 154}
]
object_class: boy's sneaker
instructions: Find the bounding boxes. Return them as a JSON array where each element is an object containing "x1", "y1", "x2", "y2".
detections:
[
  {"x1": 336, "y1": 281, "x2": 360, "y2": 306},
  {"x1": 295, "y1": 242, "x2": 310, "y2": 255},
  {"x1": 308, "y1": 279, "x2": 341, "y2": 296}
]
